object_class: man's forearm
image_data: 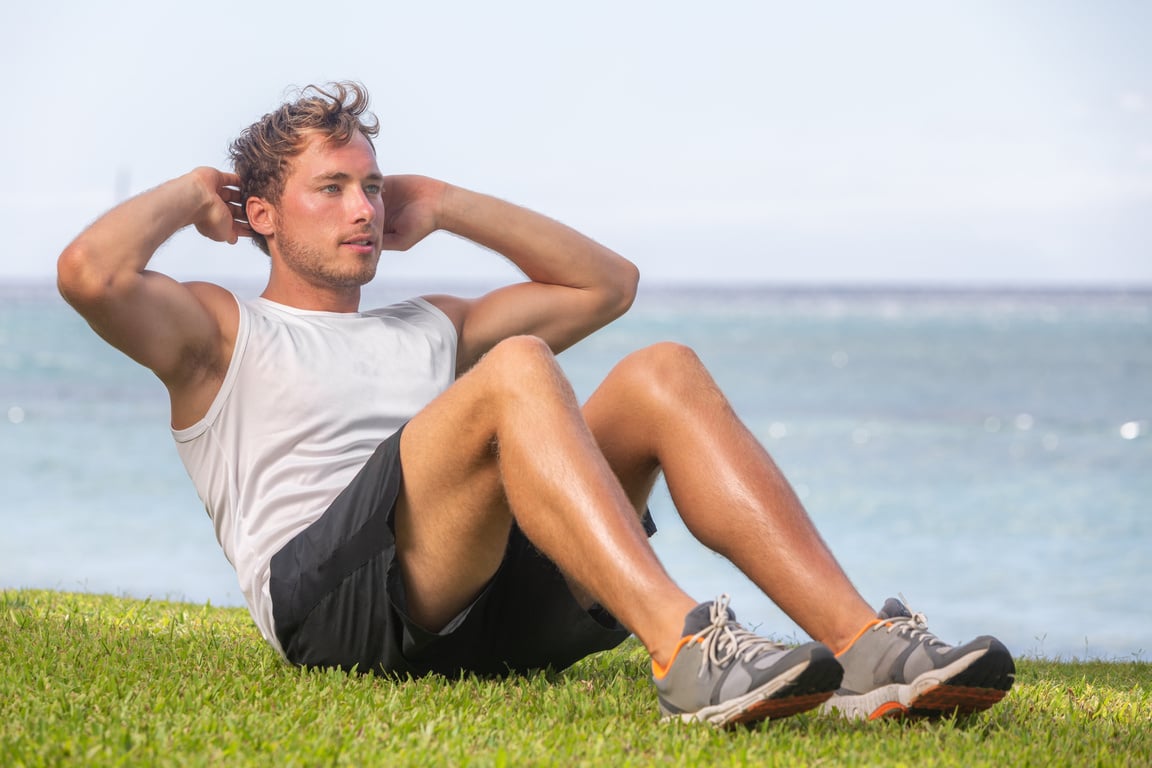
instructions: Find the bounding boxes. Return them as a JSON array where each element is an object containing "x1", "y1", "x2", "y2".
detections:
[
  {"x1": 58, "y1": 169, "x2": 228, "y2": 304},
  {"x1": 437, "y1": 185, "x2": 638, "y2": 294}
]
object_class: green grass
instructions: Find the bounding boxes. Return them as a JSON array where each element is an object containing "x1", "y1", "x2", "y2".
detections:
[{"x1": 2, "y1": 590, "x2": 1149, "y2": 767}]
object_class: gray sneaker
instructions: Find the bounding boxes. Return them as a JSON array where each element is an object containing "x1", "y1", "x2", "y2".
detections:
[
  {"x1": 822, "y1": 597, "x2": 1015, "y2": 721},
  {"x1": 652, "y1": 595, "x2": 842, "y2": 727}
]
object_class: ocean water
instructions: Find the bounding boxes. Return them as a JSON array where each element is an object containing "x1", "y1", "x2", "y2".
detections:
[{"x1": 2, "y1": 282, "x2": 1149, "y2": 661}]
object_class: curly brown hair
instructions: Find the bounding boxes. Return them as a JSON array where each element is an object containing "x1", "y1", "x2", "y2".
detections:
[{"x1": 229, "y1": 81, "x2": 381, "y2": 254}]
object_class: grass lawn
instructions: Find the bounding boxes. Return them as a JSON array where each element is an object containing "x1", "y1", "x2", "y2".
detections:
[{"x1": 2, "y1": 589, "x2": 1149, "y2": 766}]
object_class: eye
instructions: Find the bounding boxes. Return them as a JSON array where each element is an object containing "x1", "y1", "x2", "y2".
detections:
[
  {"x1": 320, "y1": 183, "x2": 340, "y2": 194},
  {"x1": 364, "y1": 183, "x2": 382, "y2": 196}
]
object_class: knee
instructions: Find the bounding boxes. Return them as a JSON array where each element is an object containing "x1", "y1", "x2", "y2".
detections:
[
  {"x1": 478, "y1": 335, "x2": 569, "y2": 395},
  {"x1": 609, "y1": 342, "x2": 711, "y2": 402},
  {"x1": 484, "y1": 335, "x2": 556, "y2": 370}
]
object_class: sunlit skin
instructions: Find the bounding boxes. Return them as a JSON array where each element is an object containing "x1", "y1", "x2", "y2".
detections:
[{"x1": 248, "y1": 131, "x2": 386, "y2": 311}]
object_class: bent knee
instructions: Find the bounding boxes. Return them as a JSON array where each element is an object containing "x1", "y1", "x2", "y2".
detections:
[
  {"x1": 480, "y1": 335, "x2": 557, "y2": 374},
  {"x1": 637, "y1": 341, "x2": 702, "y2": 368},
  {"x1": 616, "y1": 341, "x2": 705, "y2": 383},
  {"x1": 488, "y1": 334, "x2": 554, "y2": 359},
  {"x1": 603, "y1": 342, "x2": 718, "y2": 405},
  {"x1": 474, "y1": 335, "x2": 572, "y2": 395}
]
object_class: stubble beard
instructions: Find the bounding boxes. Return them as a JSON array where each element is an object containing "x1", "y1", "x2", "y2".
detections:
[{"x1": 277, "y1": 230, "x2": 379, "y2": 289}]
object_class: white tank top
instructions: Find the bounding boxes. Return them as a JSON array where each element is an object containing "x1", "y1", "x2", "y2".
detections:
[{"x1": 172, "y1": 295, "x2": 457, "y2": 653}]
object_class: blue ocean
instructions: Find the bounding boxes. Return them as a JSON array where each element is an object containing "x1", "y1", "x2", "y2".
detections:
[{"x1": 2, "y1": 281, "x2": 1149, "y2": 661}]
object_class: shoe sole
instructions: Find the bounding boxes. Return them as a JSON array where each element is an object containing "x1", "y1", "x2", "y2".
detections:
[
  {"x1": 822, "y1": 644, "x2": 1016, "y2": 721},
  {"x1": 665, "y1": 647, "x2": 843, "y2": 728}
]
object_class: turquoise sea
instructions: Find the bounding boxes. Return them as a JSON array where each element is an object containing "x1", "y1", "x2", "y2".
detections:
[{"x1": 2, "y1": 281, "x2": 1149, "y2": 661}]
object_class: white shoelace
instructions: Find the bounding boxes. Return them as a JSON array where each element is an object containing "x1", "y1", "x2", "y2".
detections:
[
  {"x1": 873, "y1": 595, "x2": 948, "y2": 648},
  {"x1": 695, "y1": 594, "x2": 787, "y2": 670}
]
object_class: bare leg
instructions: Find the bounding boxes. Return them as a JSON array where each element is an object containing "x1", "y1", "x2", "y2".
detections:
[
  {"x1": 394, "y1": 336, "x2": 697, "y2": 666},
  {"x1": 582, "y1": 342, "x2": 875, "y2": 652}
]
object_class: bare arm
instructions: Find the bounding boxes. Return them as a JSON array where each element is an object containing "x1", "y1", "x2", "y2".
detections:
[
  {"x1": 56, "y1": 167, "x2": 250, "y2": 426},
  {"x1": 379, "y1": 176, "x2": 639, "y2": 372}
]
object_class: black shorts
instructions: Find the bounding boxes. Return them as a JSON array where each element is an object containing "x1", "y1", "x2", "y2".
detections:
[{"x1": 269, "y1": 425, "x2": 656, "y2": 678}]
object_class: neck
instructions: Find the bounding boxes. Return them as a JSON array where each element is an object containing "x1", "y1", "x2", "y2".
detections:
[{"x1": 261, "y1": 270, "x2": 363, "y2": 313}]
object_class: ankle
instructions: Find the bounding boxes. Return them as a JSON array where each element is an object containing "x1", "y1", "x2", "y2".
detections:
[
  {"x1": 832, "y1": 617, "x2": 884, "y2": 656},
  {"x1": 651, "y1": 634, "x2": 696, "y2": 677},
  {"x1": 643, "y1": 596, "x2": 703, "y2": 670}
]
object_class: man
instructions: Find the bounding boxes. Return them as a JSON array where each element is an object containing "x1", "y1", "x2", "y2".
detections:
[{"x1": 57, "y1": 82, "x2": 1014, "y2": 727}]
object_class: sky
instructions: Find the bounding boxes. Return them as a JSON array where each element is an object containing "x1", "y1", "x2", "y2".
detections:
[{"x1": 3, "y1": 0, "x2": 1150, "y2": 287}]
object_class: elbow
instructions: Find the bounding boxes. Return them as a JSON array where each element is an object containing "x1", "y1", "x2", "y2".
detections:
[
  {"x1": 56, "y1": 242, "x2": 94, "y2": 307},
  {"x1": 608, "y1": 258, "x2": 640, "y2": 318},
  {"x1": 56, "y1": 241, "x2": 118, "y2": 310}
]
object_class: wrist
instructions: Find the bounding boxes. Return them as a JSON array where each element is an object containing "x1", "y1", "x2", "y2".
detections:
[
  {"x1": 183, "y1": 167, "x2": 224, "y2": 227},
  {"x1": 434, "y1": 183, "x2": 484, "y2": 237}
]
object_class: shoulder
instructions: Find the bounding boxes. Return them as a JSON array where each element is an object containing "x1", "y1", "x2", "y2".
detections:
[
  {"x1": 185, "y1": 281, "x2": 239, "y2": 318},
  {"x1": 184, "y1": 281, "x2": 241, "y2": 343},
  {"x1": 416, "y1": 294, "x2": 469, "y2": 337}
]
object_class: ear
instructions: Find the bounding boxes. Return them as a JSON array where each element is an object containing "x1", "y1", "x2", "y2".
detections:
[{"x1": 246, "y1": 197, "x2": 276, "y2": 238}]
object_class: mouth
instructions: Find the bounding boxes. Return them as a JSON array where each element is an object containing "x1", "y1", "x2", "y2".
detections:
[{"x1": 341, "y1": 237, "x2": 377, "y2": 253}]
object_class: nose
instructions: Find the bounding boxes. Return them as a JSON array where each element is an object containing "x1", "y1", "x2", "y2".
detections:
[{"x1": 349, "y1": 186, "x2": 377, "y2": 224}]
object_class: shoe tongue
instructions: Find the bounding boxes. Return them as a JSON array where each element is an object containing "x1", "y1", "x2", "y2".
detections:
[
  {"x1": 878, "y1": 598, "x2": 911, "y2": 620},
  {"x1": 682, "y1": 600, "x2": 736, "y2": 636}
]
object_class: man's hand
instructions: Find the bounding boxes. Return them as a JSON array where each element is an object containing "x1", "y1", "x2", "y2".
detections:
[
  {"x1": 379, "y1": 175, "x2": 450, "y2": 251},
  {"x1": 190, "y1": 167, "x2": 253, "y2": 245}
]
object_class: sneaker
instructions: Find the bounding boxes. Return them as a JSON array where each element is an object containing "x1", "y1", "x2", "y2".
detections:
[
  {"x1": 651, "y1": 595, "x2": 843, "y2": 727},
  {"x1": 822, "y1": 597, "x2": 1016, "y2": 721}
]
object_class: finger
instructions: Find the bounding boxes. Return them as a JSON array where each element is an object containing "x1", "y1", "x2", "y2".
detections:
[
  {"x1": 223, "y1": 219, "x2": 254, "y2": 245},
  {"x1": 231, "y1": 223, "x2": 254, "y2": 244},
  {"x1": 220, "y1": 186, "x2": 245, "y2": 204}
]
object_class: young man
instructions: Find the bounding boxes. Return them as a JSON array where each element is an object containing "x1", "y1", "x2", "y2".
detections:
[{"x1": 57, "y1": 82, "x2": 1014, "y2": 727}]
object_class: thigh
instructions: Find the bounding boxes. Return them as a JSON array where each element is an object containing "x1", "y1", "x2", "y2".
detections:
[
  {"x1": 397, "y1": 337, "x2": 663, "y2": 633},
  {"x1": 393, "y1": 355, "x2": 518, "y2": 633}
]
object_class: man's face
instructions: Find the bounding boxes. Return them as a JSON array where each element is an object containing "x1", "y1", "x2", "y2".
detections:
[{"x1": 266, "y1": 131, "x2": 386, "y2": 289}]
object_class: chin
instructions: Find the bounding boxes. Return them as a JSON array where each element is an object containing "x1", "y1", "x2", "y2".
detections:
[
  {"x1": 356, "y1": 264, "x2": 379, "y2": 285},
  {"x1": 329, "y1": 260, "x2": 378, "y2": 288}
]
